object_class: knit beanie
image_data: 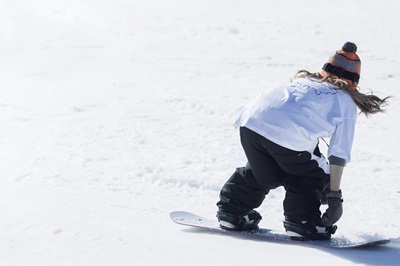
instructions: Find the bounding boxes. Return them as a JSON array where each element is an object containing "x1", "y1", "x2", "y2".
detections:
[{"x1": 320, "y1": 42, "x2": 361, "y2": 90}]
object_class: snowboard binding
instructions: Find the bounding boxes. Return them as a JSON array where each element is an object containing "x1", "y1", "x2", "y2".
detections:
[{"x1": 283, "y1": 220, "x2": 337, "y2": 241}]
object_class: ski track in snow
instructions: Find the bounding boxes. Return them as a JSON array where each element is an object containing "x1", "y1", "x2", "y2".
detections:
[{"x1": 0, "y1": 0, "x2": 400, "y2": 265}]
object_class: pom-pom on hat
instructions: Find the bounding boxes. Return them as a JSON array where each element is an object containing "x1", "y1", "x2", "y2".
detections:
[{"x1": 320, "y1": 42, "x2": 361, "y2": 90}]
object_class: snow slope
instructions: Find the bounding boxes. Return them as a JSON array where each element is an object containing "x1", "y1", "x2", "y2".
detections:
[{"x1": 0, "y1": 0, "x2": 399, "y2": 265}]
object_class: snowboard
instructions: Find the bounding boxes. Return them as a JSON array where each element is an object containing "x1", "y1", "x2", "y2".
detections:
[{"x1": 170, "y1": 211, "x2": 390, "y2": 249}]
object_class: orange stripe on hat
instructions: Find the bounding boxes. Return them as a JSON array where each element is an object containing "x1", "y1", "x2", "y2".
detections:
[{"x1": 320, "y1": 42, "x2": 361, "y2": 90}]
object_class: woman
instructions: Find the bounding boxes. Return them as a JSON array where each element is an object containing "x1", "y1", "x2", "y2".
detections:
[{"x1": 216, "y1": 42, "x2": 390, "y2": 240}]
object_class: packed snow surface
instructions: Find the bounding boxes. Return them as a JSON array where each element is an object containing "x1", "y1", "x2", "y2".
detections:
[{"x1": 0, "y1": 0, "x2": 399, "y2": 265}]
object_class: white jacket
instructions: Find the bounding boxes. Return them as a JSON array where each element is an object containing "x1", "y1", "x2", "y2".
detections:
[{"x1": 234, "y1": 78, "x2": 357, "y2": 164}]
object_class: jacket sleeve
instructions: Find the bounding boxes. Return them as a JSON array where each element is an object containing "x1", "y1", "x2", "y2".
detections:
[{"x1": 328, "y1": 118, "x2": 356, "y2": 164}]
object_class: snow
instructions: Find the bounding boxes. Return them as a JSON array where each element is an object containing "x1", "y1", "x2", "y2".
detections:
[{"x1": 0, "y1": 0, "x2": 399, "y2": 265}]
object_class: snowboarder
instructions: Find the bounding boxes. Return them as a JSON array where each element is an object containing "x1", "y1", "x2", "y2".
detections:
[{"x1": 216, "y1": 42, "x2": 390, "y2": 240}]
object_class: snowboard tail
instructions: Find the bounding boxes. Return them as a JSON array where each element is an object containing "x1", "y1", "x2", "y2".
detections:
[{"x1": 170, "y1": 211, "x2": 390, "y2": 249}]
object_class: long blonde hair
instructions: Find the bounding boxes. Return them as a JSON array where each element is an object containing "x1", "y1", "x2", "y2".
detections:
[{"x1": 294, "y1": 70, "x2": 390, "y2": 117}]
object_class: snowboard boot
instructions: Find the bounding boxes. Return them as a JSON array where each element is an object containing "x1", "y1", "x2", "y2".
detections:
[
  {"x1": 217, "y1": 210, "x2": 262, "y2": 231},
  {"x1": 283, "y1": 217, "x2": 337, "y2": 241}
]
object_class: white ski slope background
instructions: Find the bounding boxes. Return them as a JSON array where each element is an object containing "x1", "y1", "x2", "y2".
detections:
[{"x1": 0, "y1": 0, "x2": 399, "y2": 265}]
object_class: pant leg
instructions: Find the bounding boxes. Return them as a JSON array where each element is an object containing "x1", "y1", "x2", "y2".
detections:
[
  {"x1": 217, "y1": 127, "x2": 286, "y2": 215},
  {"x1": 272, "y1": 145, "x2": 329, "y2": 222},
  {"x1": 283, "y1": 176, "x2": 323, "y2": 222},
  {"x1": 216, "y1": 164, "x2": 268, "y2": 215},
  {"x1": 239, "y1": 127, "x2": 286, "y2": 190}
]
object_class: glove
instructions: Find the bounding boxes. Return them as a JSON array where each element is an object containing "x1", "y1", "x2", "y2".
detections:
[{"x1": 321, "y1": 190, "x2": 343, "y2": 227}]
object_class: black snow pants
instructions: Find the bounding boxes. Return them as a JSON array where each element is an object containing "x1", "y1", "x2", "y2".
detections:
[{"x1": 217, "y1": 127, "x2": 329, "y2": 223}]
